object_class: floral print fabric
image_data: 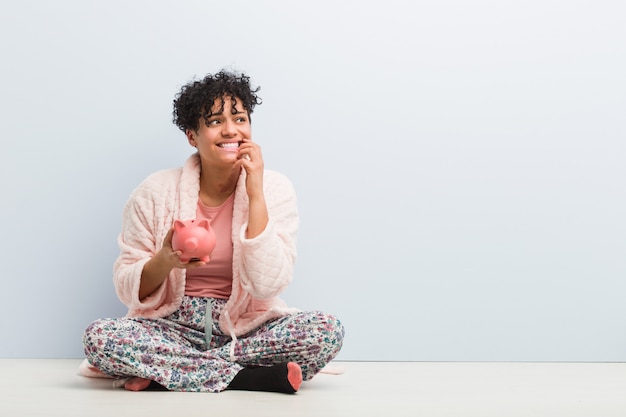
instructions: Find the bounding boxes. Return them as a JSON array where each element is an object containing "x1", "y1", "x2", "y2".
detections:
[{"x1": 83, "y1": 296, "x2": 344, "y2": 392}]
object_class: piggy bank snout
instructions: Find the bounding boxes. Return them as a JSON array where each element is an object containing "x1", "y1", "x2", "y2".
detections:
[{"x1": 182, "y1": 237, "x2": 199, "y2": 251}]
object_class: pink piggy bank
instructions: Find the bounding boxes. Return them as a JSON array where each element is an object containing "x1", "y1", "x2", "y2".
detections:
[{"x1": 171, "y1": 219, "x2": 216, "y2": 263}]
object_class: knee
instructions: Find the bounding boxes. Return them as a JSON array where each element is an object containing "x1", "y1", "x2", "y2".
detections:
[
  {"x1": 335, "y1": 315, "x2": 346, "y2": 350},
  {"x1": 82, "y1": 318, "x2": 115, "y2": 357},
  {"x1": 327, "y1": 313, "x2": 345, "y2": 344},
  {"x1": 83, "y1": 318, "x2": 108, "y2": 340},
  {"x1": 311, "y1": 312, "x2": 345, "y2": 352}
]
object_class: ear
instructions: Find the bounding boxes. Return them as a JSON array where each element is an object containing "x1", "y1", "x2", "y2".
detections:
[
  {"x1": 197, "y1": 219, "x2": 210, "y2": 230},
  {"x1": 174, "y1": 220, "x2": 185, "y2": 232},
  {"x1": 186, "y1": 129, "x2": 197, "y2": 148}
]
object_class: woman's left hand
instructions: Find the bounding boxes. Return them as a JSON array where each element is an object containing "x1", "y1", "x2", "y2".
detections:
[
  {"x1": 236, "y1": 138, "x2": 265, "y2": 199},
  {"x1": 235, "y1": 138, "x2": 269, "y2": 238}
]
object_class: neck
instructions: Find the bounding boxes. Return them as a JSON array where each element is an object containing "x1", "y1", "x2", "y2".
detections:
[{"x1": 199, "y1": 166, "x2": 241, "y2": 207}]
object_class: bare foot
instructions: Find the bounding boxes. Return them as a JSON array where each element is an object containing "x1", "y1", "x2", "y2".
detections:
[
  {"x1": 287, "y1": 362, "x2": 303, "y2": 391},
  {"x1": 124, "y1": 377, "x2": 152, "y2": 391}
]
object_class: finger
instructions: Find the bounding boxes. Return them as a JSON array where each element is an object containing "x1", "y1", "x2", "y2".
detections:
[
  {"x1": 238, "y1": 138, "x2": 259, "y2": 152},
  {"x1": 238, "y1": 150, "x2": 253, "y2": 163},
  {"x1": 184, "y1": 260, "x2": 207, "y2": 269},
  {"x1": 238, "y1": 145, "x2": 261, "y2": 163},
  {"x1": 163, "y1": 226, "x2": 175, "y2": 246}
]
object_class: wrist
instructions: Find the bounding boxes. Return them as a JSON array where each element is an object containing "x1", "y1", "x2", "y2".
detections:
[{"x1": 152, "y1": 249, "x2": 176, "y2": 271}]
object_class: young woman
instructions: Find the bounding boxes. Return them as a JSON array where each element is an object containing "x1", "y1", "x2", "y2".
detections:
[{"x1": 81, "y1": 70, "x2": 344, "y2": 393}]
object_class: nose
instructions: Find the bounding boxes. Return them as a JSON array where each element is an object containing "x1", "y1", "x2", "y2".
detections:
[{"x1": 221, "y1": 119, "x2": 236, "y2": 136}]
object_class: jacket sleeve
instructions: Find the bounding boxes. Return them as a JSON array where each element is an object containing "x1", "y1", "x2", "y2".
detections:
[
  {"x1": 112, "y1": 177, "x2": 184, "y2": 318},
  {"x1": 237, "y1": 172, "x2": 299, "y2": 300}
]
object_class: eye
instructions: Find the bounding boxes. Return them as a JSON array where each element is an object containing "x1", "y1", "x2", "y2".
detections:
[
  {"x1": 207, "y1": 119, "x2": 221, "y2": 126},
  {"x1": 235, "y1": 116, "x2": 248, "y2": 123}
]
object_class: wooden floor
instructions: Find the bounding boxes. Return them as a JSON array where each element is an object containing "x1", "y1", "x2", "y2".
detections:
[{"x1": 1, "y1": 359, "x2": 625, "y2": 416}]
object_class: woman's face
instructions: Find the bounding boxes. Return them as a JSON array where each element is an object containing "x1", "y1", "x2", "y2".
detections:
[{"x1": 186, "y1": 96, "x2": 252, "y2": 168}]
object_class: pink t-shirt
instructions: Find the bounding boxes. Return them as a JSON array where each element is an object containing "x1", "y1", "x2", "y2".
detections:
[{"x1": 184, "y1": 194, "x2": 234, "y2": 299}]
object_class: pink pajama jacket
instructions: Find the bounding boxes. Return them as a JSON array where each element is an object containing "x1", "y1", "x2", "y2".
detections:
[{"x1": 80, "y1": 153, "x2": 299, "y2": 377}]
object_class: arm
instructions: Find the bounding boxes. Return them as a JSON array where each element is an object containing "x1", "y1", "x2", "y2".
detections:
[
  {"x1": 113, "y1": 188, "x2": 168, "y2": 310},
  {"x1": 236, "y1": 138, "x2": 268, "y2": 239},
  {"x1": 237, "y1": 171, "x2": 299, "y2": 299},
  {"x1": 113, "y1": 172, "x2": 201, "y2": 316},
  {"x1": 233, "y1": 139, "x2": 299, "y2": 299},
  {"x1": 138, "y1": 227, "x2": 206, "y2": 300}
]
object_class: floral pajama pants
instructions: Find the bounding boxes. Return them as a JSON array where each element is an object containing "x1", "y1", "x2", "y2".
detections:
[{"x1": 83, "y1": 296, "x2": 344, "y2": 392}]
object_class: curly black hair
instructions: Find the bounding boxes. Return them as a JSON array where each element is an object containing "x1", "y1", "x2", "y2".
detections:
[{"x1": 172, "y1": 70, "x2": 262, "y2": 132}]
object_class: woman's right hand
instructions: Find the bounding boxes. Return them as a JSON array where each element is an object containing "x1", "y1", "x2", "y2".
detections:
[
  {"x1": 138, "y1": 227, "x2": 206, "y2": 299},
  {"x1": 159, "y1": 226, "x2": 207, "y2": 270}
]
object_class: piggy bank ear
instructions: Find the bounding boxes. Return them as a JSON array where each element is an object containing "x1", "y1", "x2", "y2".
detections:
[
  {"x1": 174, "y1": 220, "x2": 185, "y2": 232},
  {"x1": 197, "y1": 219, "x2": 210, "y2": 230}
]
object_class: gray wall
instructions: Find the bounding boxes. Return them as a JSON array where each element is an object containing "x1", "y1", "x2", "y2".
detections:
[{"x1": 1, "y1": 0, "x2": 625, "y2": 361}]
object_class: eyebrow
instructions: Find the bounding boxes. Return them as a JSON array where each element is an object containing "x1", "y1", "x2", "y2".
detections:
[{"x1": 208, "y1": 110, "x2": 247, "y2": 116}]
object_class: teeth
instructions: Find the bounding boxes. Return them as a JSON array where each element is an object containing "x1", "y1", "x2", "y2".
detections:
[{"x1": 219, "y1": 142, "x2": 239, "y2": 149}]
